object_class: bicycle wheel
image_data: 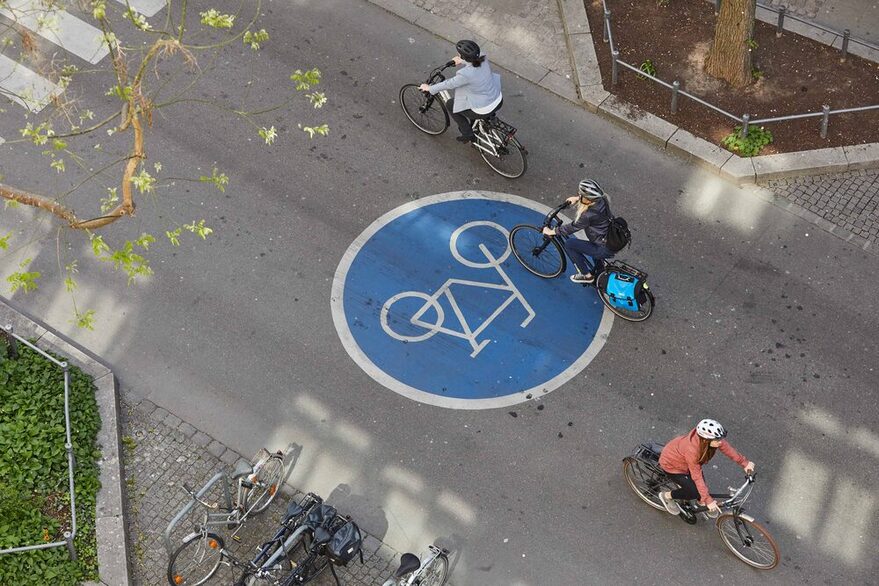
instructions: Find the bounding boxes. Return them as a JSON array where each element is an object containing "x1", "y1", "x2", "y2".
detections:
[
  {"x1": 716, "y1": 514, "x2": 780, "y2": 570},
  {"x1": 622, "y1": 457, "x2": 666, "y2": 511},
  {"x1": 479, "y1": 136, "x2": 527, "y2": 178},
  {"x1": 509, "y1": 225, "x2": 565, "y2": 278},
  {"x1": 596, "y1": 272, "x2": 654, "y2": 322},
  {"x1": 420, "y1": 552, "x2": 450, "y2": 586},
  {"x1": 167, "y1": 532, "x2": 225, "y2": 585},
  {"x1": 246, "y1": 454, "x2": 284, "y2": 515},
  {"x1": 400, "y1": 84, "x2": 449, "y2": 135}
]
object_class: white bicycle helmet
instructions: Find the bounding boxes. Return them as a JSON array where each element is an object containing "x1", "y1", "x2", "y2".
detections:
[
  {"x1": 696, "y1": 419, "x2": 727, "y2": 440},
  {"x1": 578, "y1": 179, "x2": 605, "y2": 200}
]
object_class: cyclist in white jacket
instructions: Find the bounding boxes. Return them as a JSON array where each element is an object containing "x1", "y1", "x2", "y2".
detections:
[{"x1": 419, "y1": 40, "x2": 503, "y2": 143}]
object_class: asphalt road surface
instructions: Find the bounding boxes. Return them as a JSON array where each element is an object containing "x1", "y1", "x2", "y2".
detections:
[{"x1": 1, "y1": 1, "x2": 877, "y2": 583}]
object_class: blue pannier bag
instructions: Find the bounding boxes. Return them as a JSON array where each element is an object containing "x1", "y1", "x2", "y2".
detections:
[{"x1": 605, "y1": 271, "x2": 641, "y2": 311}]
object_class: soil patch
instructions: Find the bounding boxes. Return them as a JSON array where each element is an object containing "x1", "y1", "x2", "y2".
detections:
[{"x1": 585, "y1": 0, "x2": 879, "y2": 154}]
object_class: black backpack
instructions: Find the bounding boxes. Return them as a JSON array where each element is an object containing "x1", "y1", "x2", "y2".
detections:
[{"x1": 603, "y1": 201, "x2": 631, "y2": 253}]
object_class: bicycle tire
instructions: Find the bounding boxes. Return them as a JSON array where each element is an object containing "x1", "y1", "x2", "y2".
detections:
[
  {"x1": 596, "y1": 271, "x2": 654, "y2": 322},
  {"x1": 420, "y1": 552, "x2": 450, "y2": 586},
  {"x1": 167, "y1": 532, "x2": 225, "y2": 586},
  {"x1": 246, "y1": 454, "x2": 284, "y2": 516},
  {"x1": 509, "y1": 225, "x2": 565, "y2": 278},
  {"x1": 400, "y1": 84, "x2": 449, "y2": 135},
  {"x1": 479, "y1": 136, "x2": 527, "y2": 179},
  {"x1": 622, "y1": 457, "x2": 666, "y2": 511},
  {"x1": 716, "y1": 514, "x2": 780, "y2": 570}
]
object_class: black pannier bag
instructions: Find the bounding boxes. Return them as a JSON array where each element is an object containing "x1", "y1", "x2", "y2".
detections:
[{"x1": 327, "y1": 520, "x2": 364, "y2": 566}]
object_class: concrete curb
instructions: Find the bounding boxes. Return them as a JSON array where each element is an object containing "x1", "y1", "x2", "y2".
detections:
[{"x1": 0, "y1": 297, "x2": 130, "y2": 586}]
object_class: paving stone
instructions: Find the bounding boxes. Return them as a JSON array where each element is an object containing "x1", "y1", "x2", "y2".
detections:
[
  {"x1": 191, "y1": 430, "x2": 212, "y2": 447},
  {"x1": 163, "y1": 412, "x2": 182, "y2": 428},
  {"x1": 177, "y1": 421, "x2": 197, "y2": 438},
  {"x1": 206, "y1": 439, "x2": 227, "y2": 459}
]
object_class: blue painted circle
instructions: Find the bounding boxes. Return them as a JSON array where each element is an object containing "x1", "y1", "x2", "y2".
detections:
[{"x1": 331, "y1": 191, "x2": 612, "y2": 409}]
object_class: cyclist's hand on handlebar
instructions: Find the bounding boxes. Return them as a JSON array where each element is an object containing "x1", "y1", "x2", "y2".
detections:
[
  {"x1": 565, "y1": 196, "x2": 579, "y2": 206},
  {"x1": 707, "y1": 501, "x2": 721, "y2": 516},
  {"x1": 452, "y1": 56, "x2": 464, "y2": 66},
  {"x1": 418, "y1": 83, "x2": 431, "y2": 92},
  {"x1": 744, "y1": 461, "x2": 756, "y2": 475}
]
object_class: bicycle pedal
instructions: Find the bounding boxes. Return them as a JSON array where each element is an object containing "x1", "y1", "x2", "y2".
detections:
[{"x1": 232, "y1": 534, "x2": 242, "y2": 542}]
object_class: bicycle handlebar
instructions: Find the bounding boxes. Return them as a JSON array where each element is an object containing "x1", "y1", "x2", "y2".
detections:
[
  {"x1": 543, "y1": 201, "x2": 571, "y2": 228},
  {"x1": 181, "y1": 482, "x2": 219, "y2": 509}
]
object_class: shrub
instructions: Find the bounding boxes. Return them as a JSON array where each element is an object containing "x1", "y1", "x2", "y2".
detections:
[
  {"x1": 721, "y1": 125, "x2": 773, "y2": 157},
  {"x1": 0, "y1": 345, "x2": 101, "y2": 584}
]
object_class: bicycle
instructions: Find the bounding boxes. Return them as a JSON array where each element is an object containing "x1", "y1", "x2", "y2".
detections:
[
  {"x1": 279, "y1": 503, "x2": 362, "y2": 586},
  {"x1": 622, "y1": 442, "x2": 780, "y2": 570},
  {"x1": 382, "y1": 544, "x2": 450, "y2": 586},
  {"x1": 399, "y1": 61, "x2": 528, "y2": 179},
  {"x1": 233, "y1": 493, "x2": 325, "y2": 586},
  {"x1": 167, "y1": 448, "x2": 287, "y2": 585},
  {"x1": 508, "y1": 201, "x2": 655, "y2": 321}
]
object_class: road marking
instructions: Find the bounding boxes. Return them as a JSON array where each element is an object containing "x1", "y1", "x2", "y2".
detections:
[
  {"x1": 1, "y1": 0, "x2": 109, "y2": 64},
  {"x1": 114, "y1": 0, "x2": 166, "y2": 18},
  {"x1": 331, "y1": 191, "x2": 613, "y2": 410},
  {"x1": 0, "y1": 53, "x2": 62, "y2": 112}
]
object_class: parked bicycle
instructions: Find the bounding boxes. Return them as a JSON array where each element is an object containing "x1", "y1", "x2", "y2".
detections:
[
  {"x1": 279, "y1": 503, "x2": 363, "y2": 586},
  {"x1": 233, "y1": 493, "x2": 324, "y2": 585},
  {"x1": 382, "y1": 544, "x2": 450, "y2": 586},
  {"x1": 400, "y1": 61, "x2": 528, "y2": 178},
  {"x1": 167, "y1": 448, "x2": 286, "y2": 585},
  {"x1": 508, "y1": 201, "x2": 655, "y2": 321},
  {"x1": 623, "y1": 442, "x2": 779, "y2": 570}
]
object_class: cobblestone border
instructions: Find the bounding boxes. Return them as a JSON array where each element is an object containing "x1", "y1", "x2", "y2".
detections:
[{"x1": 0, "y1": 297, "x2": 131, "y2": 586}]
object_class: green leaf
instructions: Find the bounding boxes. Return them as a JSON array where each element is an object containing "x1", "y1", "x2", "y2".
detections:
[{"x1": 200, "y1": 9, "x2": 235, "y2": 29}]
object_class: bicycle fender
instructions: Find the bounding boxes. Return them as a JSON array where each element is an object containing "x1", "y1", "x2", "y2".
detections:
[{"x1": 716, "y1": 513, "x2": 754, "y2": 526}]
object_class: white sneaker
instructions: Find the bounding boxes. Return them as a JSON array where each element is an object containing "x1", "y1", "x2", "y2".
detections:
[
  {"x1": 570, "y1": 272, "x2": 595, "y2": 284},
  {"x1": 659, "y1": 491, "x2": 681, "y2": 515}
]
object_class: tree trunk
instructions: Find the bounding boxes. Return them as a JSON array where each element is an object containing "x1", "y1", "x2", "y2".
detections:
[{"x1": 705, "y1": 0, "x2": 756, "y2": 88}]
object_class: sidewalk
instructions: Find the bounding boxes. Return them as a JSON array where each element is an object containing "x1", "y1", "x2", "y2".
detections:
[
  {"x1": 122, "y1": 397, "x2": 402, "y2": 585},
  {"x1": 371, "y1": 0, "x2": 879, "y2": 251}
]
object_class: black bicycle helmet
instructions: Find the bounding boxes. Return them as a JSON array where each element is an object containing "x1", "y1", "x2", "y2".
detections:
[{"x1": 455, "y1": 39, "x2": 482, "y2": 62}]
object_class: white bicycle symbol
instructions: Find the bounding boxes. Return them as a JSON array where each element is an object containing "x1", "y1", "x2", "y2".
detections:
[{"x1": 380, "y1": 221, "x2": 535, "y2": 358}]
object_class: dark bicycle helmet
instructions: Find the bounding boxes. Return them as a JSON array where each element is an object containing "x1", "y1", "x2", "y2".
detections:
[{"x1": 456, "y1": 39, "x2": 482, "y2": 62}]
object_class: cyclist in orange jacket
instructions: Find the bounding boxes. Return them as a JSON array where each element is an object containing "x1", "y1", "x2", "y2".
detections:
[{"x1": 658, "y1": 419, "x2": 755, "y2": 516}]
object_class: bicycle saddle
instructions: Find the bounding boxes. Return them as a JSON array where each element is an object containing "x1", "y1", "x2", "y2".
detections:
[
  {"x1": 231, "y1": 459, "x2": 253, "y2": 480},
  {"x1": 394, "y1": 553, "x2": 421, "y2": 578},
  {"x1": 284, "y1": 500, "x2": 305, "y2": 521}
]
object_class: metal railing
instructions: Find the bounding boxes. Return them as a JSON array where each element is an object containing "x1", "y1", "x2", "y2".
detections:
[
  {"x1": 601, "y1": 0, "x2": 879, "y2": 138},
  {"x1": 0, "y1": 324, "x2": 79, "y2": 561}
]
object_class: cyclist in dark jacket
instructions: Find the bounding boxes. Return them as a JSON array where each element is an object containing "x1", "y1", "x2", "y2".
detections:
[{"x1": 542, "y1": 179, "x2": 613, "y2": 284}]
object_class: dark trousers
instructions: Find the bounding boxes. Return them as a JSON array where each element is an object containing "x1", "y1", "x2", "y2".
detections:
[
  {"x1": 666, "y1": 472, "x2": 700, "y2": 501},
  {"x1": 447, "y1": 98, "x2": 503, "y2": 139},
  {"x1": 563, "y1": 238, "x2": 613, "y2": 275}
]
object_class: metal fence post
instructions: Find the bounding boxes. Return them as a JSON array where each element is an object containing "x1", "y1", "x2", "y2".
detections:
[
  {"x1": 740, "y1": 114, "x2": 750, "y2": 138},
  {"x1": 64, "y1": 531, "x2": 77, "y2": 561},
  {"x1": 820, "y1": 105, "x2": 830, "y2": 138},
  {"x1": 2, "y1": 324, "x2": 18, "y2": 359},
  {"x1": 714, "y1": 0, "x2": 721, "y2": 15},
  {"x1": 670, "y1": 81, "x2": 680, "y2": 113},
  {"x1": 603, "y1": 9, "x2": 611, "y2": 43},
  {"x1": 841, "y1": 29, "x2": 850, "y2": 60},
  {"x1": 776, "y1": 6, "x2": 786, "y2": 37},
  {"x1": 611, "y1": 50, "x2": 620, "y2": 85}
]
